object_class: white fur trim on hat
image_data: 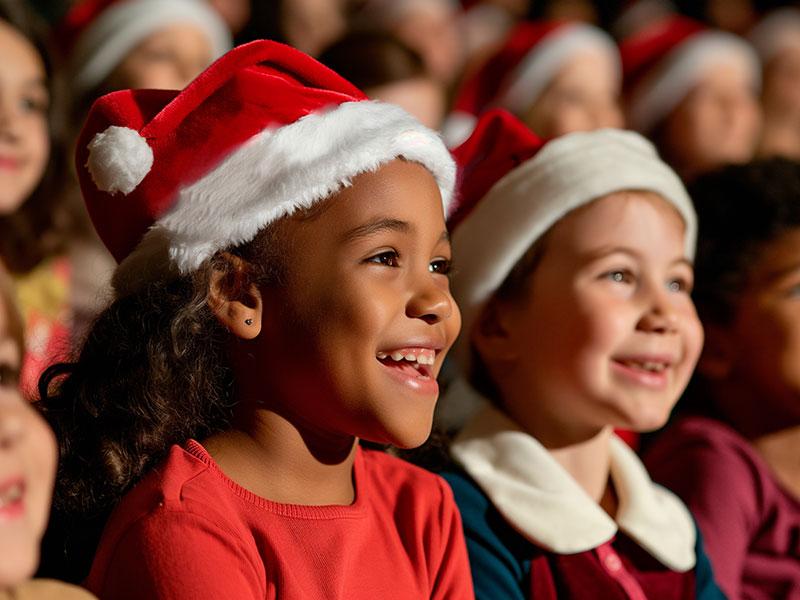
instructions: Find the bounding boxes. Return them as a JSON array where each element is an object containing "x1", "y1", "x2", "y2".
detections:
[
  {"x1": 71, "y1": 0, "x2": 232, "y2": 95},
  {"x1": 450, "y1": 128, "x2": 695, "y2": 369},
  {"x1": 498, "y1": 24, "x2": 621, "y2": 117},
  {"x1": 749, "y1": 8, "x2": 800, "y2": 63},
  {"x1": 86, "y1": 126, "x2": 153, "y2": 195},
  {"x1": 629, "y1": 31, "x2": 760, "y2": 134},
  {"x1": 112, "y1": 100, "x2": 455, "y2": 295}
]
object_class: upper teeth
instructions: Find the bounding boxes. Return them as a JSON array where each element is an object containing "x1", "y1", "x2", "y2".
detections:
[
  {"x1": 377, "y1": 350, "x2": 435, "y2": 365},
  {"x1": 0, "y1": 481, "x2": 23, "y2": 508},
  {"x1": 625, "y1": 360, "x2": 667, "y2": 372}
]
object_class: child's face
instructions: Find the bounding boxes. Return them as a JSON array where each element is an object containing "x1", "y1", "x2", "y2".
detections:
[
  {"x1": 251, "y1": 160, "x2": 460, "y2": 449},
  {"x1": 707, "y1": 228, "x2": 800, "y2": 424},
  {"x1": 107, "y1": 23, "x2": 214, "y2": 92},
  {"x1": 662, "y1": 63, "x2": 761, "y2": 179},
  {"x1": 0, "y1": 19, "x2": 49, "y2": 215},
  {"x1": 482, "y1": 191, "x2": 703, "y2": 444},
  {"x1": 758, "y1": 47, "x2": 800, "y2": 159},
  {"x1": 522, "y1": 51, "x2": 623, "y2": 139},
  {"x1": 0, "y1": 297, "x2": 57, "y2": 588},
  {"x1": 365, "y1": 77, "x2": 446, "y2": 130}
]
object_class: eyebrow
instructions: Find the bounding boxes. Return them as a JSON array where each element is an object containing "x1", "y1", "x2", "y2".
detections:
[
  {"x1": 762, "y1": 260, "x2": 800, "y2": 282},
  {"x1": 342, "y1": 218, "x2": 412, "y2": 243},
  {"x1": 341, "y1": 218, "x2": 450, "y2": 245},
  {"x1": 584, "y1": 245, "x2": 694, "y2": 268}
]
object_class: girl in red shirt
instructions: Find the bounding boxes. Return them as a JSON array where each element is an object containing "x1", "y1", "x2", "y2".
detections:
[{"x1": 38, "y1": 40, "x2": 472, "y2": 599}]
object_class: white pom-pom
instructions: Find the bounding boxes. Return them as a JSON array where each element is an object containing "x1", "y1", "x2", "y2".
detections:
[{"x1": 86, "y1": 126, "x2": 154, "y2": 195}]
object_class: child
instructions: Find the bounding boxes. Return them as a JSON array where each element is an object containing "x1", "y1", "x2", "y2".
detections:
[
  {"x1": 0, "y1": 0, "x2": 105, "y2": 398},
  {"x1": 441, "y1": 109, "x2": 721, "y2": 599},
  {"x1": 645, "y1": 159, "x2": 800, "y2": 599},
  {"x1": 749, "y1": 8, "x2": 800, "y2": 161},
  {"x1": 57, "y1": 0, "x2": 232, "y2": 129},
  {"x1": 39, "y1": 40, "x2": 472, "y2": 599},
  {"x1": 621, "y1": 15, "x2": 761, "y2": 182},
  {"x1": 0, "y1": 267, "x2": 94, "y2": 599},
  {"x1": 442, "y1": 20, "x2": 622, "y2": 147},
  {"x1": 320, "y1": 32, "x2": 447, "y2": 130}
]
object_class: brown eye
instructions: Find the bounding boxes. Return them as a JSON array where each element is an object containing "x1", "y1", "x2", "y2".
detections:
[
  {"x1": 0, "y1": 364, "x2": 19, "y2": 389},
  {"x1": 367, "y1": 251, "x2": 400, "y2": 267}
]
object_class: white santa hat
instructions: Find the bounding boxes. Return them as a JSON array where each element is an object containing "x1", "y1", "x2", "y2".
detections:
[
  {"x1": 448, "y1": 110, "x2": 695, "y2": 370},
  {"x1": 58, "y1": 0, "x2": 232, "y2": 96},
  {"x1": 76, "y1": 40, "x2": 455, "y2": 297}
]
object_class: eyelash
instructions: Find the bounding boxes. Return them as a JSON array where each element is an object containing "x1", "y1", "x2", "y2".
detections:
[
  {"x1": 603, "y1": 269, "x2": 635, "y2": 284},
  {"x1": 602, "y1": 270, "x2": 692, "y2": 293},
  {"x1": 0, "y1": 364, "x2": 19, "y2": 389},
  {"x1": 365, "y1": 251, "x2": 452, "y2": 275}
]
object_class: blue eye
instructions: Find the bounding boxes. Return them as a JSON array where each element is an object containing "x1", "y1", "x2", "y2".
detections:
[
  {"x1": 667, "y1": 278, "x2": 691, "y2": 293},
  {"x1": 429, "y1": 258, "x2": 452, "y2": 275},
  {"x1": 366, "y1": 250, "x2": 399, "y2": 267},
  {"x1": 603, "y1": 269, "x2": 634, "y2": 284}
]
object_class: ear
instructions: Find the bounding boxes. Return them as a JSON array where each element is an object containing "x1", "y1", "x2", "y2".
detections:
[
  {"x1": 472, "y1": 298, "x2": 519, "y2": 366},
  {"x1": 697, "y1": 322, "x2": 734, "y2": 380},
  {"x1": 208, "y1": 253, "x2": 263, "y2": 340}
]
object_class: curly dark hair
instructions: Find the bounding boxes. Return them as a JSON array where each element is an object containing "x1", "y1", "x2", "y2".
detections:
[
  {"x1": 36, "y1": 224, "x2": 287, "y2": 582},
  {"x1": 689, "y1": 157, "x2": 800, "y2": 325},
  {"x1": 0, "y1": 0, "x2": 87, "y2": 274}
]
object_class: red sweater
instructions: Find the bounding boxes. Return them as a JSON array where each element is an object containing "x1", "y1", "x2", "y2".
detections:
[
  {"x1": 646, "y1": 416, "x2": 800, "y2": 600},
  {"x1": 86, "y1": 441, "x2": 474, "y2": 599}
]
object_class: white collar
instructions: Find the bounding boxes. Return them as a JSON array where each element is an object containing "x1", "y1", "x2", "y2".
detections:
[{"x1": 451, "y1": 404, "x2": 696, "y2": 572}]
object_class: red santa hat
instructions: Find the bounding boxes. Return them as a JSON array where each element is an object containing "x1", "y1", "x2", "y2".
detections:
[
  {"x1": 57, "y1": 0, "x2": 232, "y2": 95},
  {"x1": 76, "y1": 40, "x2": 456, "y2": 296},
  {"x1": 442, "y1": 20, "x2": 620, "y2": 147},
  {"x1": 449, "y1": 109, "x2": 695, "y2": 368},
  {"x1": 621, "y1": 16, "x2": 760, "y2": 134}
]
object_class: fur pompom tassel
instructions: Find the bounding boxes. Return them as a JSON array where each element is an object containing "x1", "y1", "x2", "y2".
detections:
[{"x1": 86, "y1": 126, "x2": 154, "y2": 195}]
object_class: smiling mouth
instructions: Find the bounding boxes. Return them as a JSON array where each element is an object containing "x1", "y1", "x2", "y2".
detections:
[
  {"x1": 0, "y1": 478, "x2": 24, "y2": 519},
  {"x1": 376, "y1": 348, "x2": 435, "y2": 379},
  {"x1": 613, "y1": 359, "x2": 670, "y2": 373}
]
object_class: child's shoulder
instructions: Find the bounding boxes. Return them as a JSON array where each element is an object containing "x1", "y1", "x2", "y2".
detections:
[
  {"x1": 359, "y1": 447, "x2": 456, "y2": 509},
  {"x1": 646, "y1": 415, "x2": 757, "y2": 471}
]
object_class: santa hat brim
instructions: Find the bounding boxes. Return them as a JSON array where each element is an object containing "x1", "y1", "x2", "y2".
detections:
[{"x1": 108, "y1": 100, "x2": 455, "y2": 296}]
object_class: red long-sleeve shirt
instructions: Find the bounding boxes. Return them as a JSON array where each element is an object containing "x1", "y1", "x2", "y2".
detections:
[{"x1": 86, "y1": 441, "x2": 474, "y2": 599}]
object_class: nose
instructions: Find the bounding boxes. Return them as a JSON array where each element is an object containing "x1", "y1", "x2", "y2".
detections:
[
  {"x1": 406, "y1": 275, "x2": 455, "y2": 325},
  {"x1": 0, "y1": 95, "x2": 20, "y2": 142},
  {"x1": 0, "y1": 407, "x2": 25, "y2": 451},
  {"x1": 637, "y1": 285, "x2": 679, "y2": 334}
]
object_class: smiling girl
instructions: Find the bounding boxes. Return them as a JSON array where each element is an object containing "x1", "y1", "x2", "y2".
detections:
[
  {"x1": 440, "y1": 110, "x2": 720, "y2": 599},
  {"x1": 0, "y1": 267, "x2": 94, "y2": 599},
  {"x1": 38, "y1": 40, "x2": 471, "y2": 598}
]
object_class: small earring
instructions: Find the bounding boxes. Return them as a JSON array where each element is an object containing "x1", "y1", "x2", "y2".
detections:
[{"x1": 245, "y1": 318, "x2": 253, "y2": 326}]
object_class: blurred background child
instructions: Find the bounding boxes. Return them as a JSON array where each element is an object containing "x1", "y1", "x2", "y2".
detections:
[
  {"x1": 621, "y1": 15, "x2": 762, "y2": 182},
  {"x1": 319, "y1": 31, "x2": 447, "y2": 129},
  {"x1": 441, "y1": 111, "x2": 719, "y2": 599},
  {"x1": 0, "y1": 0, "x2": 108, "y2": 398},
  {"x1": 56, "y1": 0, "x2": 232, "y2": 134},
  {"x1": 645, "y1": 158, "x2": 800, "y2": 599},
  {"x1": 749, "y1": 8, "x2": 800, "y2": 161},
  {"x1": 0, "y1": 265, "x2": 94, "y2": 599},
  {"x1": 442, "y1": 20, "x2": 622, "y2": 146}
]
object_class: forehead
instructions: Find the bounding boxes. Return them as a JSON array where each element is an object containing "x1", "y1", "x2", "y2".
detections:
[
  {"x1": 546, "y1": 190, "x2": 687, "y2": 253},
  {"x1": 0, "y1": 19, "x2": 45, "y2": 80},
  {"x1": 748, "y1": 227, "x2": 800, "y2": 284},
  {"x1": 295, "y1": 159, "x2": 445, "y2": 230}
]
